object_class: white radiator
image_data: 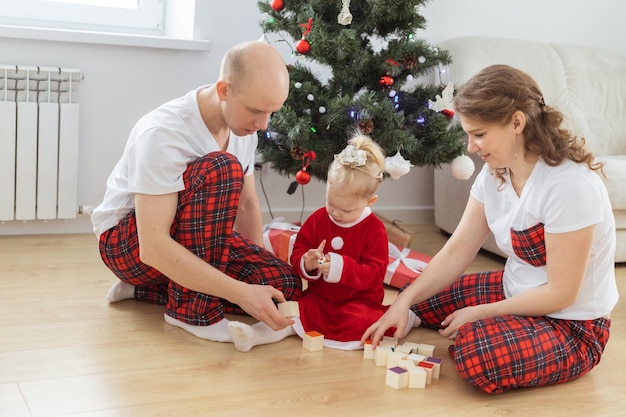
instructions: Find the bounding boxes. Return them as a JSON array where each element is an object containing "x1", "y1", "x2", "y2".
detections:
[{"x1": 0, "y1": 65, "x2": 82, "y2": 221}]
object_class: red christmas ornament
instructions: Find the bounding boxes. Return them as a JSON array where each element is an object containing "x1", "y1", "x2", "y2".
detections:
[
  {"x1": 295, "y1": 169, "x2": 311, "y2": 185},
  {"x1": 270, "y1": 0, "x2": 285, "y2": 12},
  {"x1": 379, "y1": 75, "x2": 394, "y2": 88},
  {"x1": 296, "y1": 38, "x2": 311, "y2": 54},
  {"x1": 295, "y1": 150, "x2": 316, "y2": 184},
  {"x1": 442, "y1": 109, "x2": 455, "y2": 119}
]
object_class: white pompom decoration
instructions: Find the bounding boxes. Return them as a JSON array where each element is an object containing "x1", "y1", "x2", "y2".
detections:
[
  {"x1": 450, "y1": 155, "x2": 475, "y2": 180},
  {"x1": 385, "y1": 151, "x2": 413, "y2": 180}
]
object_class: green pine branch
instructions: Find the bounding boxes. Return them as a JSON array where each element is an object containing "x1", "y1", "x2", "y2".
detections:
[{"x1": 257, "y1": 0, "x2": 466, "y2": 182}]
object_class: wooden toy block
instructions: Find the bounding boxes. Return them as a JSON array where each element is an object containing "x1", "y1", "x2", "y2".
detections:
[
  {"x1": 395, "y1": 344, "x2": 414, "y2": 354},
  {"x1": 407, "y1": 353, "x2": 426, "y2": 364},
  {"x1": 417, "y1": 343, "x2": 435, "y2": 357},
  {"x1": 407, "y1": 366, "x2": 427, "y2": 389},
  {"x1": 401, "y1": 342, "x2": 421, "y2": 352},
  {"x1": 397, "y1": 359, "x2": 416, "y2": 369},
  {"x1": 375, "y1": 345, "x2": 393, "y2": 366},
  {"x1": 381, "y1": 336, "x2": 399, "y2": 346},
  {"x1": 425, "y1": 357, "x2": 443, "y2": 379},
  {"x1": 417, "y1": 361, "x2": 434, "y2": 384},
  {"x1": 386, "y1": 366, "x2": 409, "y2": 389},
  {"x1": 303, "y1": 331, "x2": 324, "y2": 351},
  {"x1": 386, "y1": 351, "x2": 407, "y2": 368},
  {"x1": 277, "y1": 301, "x2": 300, "y2": 318},
  {"x1": 363, "y1": 340, "x2": 375, "y2": 359},
  {"x1": 398, "y1": 342, "x2": 420, "y2": 353}
]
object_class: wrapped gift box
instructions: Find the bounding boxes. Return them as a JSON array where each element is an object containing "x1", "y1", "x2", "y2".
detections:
[
  {"x1": 262, "y1": 219, "x2": 431, "y2": 279},
  {"x1": 385, "y1": 242, "x2": 432, "y2": 289},
  {"x1": 262, "y1": 219, "x2": 300, "y2": 264},
  {"x1": 375, "y1": 212, "x2": 416, "y2": 249}
]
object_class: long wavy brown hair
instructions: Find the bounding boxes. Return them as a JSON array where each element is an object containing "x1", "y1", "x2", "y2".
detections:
[{"x1": 452, "y1": 64, "x2": 604, "y2": 185}]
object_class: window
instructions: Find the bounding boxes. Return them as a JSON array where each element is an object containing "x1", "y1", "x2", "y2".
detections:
[{"x1": 0, "y1": 0, "x2": 164, "y2": 35}]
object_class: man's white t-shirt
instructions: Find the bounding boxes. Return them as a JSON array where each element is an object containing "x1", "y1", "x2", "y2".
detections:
[
  {"x1": 91, "y1": 85, "x2": 257, "y2": 238},
  {"x1": 470, "y1": 158, "x2": 618, "y2": 320}
]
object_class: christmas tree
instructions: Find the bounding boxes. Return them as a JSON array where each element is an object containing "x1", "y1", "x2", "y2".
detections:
[{"x1": 256, "y1": 0, "x2": 466, "y2": 183}]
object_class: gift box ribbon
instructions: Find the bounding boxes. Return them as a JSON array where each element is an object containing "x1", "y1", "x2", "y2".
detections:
[{"x1": 385, "y1": 242, "x2": 428, "y2": 282}]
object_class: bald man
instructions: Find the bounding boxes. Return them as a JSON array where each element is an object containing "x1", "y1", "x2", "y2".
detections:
[{"x1": 92, "y1": 41, "x2": 302, "y2": 342}]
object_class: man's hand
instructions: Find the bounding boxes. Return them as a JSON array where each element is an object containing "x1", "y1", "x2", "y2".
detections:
[{"x1": 233, "y1": 283, "x2": 295, "y2": 330}]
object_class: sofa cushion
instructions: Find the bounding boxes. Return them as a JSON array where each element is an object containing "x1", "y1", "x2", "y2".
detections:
[
  {"x1": 440, "y1": 36, "x2": 576, "y2": 132},
  {"x1": 551, "y1": 44, "x2": 626, "y2": 157}
]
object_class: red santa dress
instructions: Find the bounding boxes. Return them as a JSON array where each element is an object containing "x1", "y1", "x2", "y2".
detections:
[{"x1": 290, "y1": 207, "x2": 393, "y2": 346}]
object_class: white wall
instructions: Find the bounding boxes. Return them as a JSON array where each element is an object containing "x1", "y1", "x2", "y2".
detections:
[
  {"x1": 421, "y1": 0, "x2": 625, "y2": 54},
  {"x1": 0, "y1": 0, "x2": 624, "y2": 235}
]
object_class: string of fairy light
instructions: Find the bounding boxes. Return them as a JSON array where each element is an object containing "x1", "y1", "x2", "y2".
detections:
[{"x1": 259, "y1": 0, "x2": 474, "y2": 188}]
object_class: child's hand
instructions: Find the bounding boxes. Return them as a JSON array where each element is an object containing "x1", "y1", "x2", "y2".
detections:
[
  {"x1": 304, "y1": 240, "x2": 326, "y2": 272},
  {"x1": 317, "y1": 255, "x2": 331, "y2": 276}
]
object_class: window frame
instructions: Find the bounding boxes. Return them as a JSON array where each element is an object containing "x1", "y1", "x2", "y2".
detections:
[{"x1": 0, "y1": 0, "x2": 164, "y2": 34}]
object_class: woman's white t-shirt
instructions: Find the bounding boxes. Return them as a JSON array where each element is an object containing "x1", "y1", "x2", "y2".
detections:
[
  {"x1": 470, "y1": 158, "x2": 618, "y2": 320},
  {"x1": 91, "y1": 85, "x2": 257, "y2": 238}
]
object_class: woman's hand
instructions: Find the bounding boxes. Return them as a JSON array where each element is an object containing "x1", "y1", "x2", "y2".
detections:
[
  {"x1": 438, "y1": 305, "x2": 486, "y2": 339},
  {"x1": 361, "y1": 293, "x2": 413, "y2": 347}
]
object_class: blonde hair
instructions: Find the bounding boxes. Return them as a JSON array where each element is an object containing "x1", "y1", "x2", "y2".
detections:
[{"x1": 327, "y1": 134, "x2": 385, "y2": 198}]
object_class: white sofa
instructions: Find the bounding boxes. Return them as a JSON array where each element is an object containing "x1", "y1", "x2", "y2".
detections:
[{"x1": 433, "y1": 36, "x2": 626, "y2": 262}]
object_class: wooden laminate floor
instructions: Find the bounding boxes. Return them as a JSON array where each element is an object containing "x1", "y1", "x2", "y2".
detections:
[{"x1": 1, "y1": 225, "x2": 624, "y2": 417}]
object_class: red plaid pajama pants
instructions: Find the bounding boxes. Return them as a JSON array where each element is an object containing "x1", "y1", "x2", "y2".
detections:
[
  {"x1": 98, "y1": 152, "x2": 302, "y2": 326},
  {"x1": 409, "y1": 222, "x2": 611, "y2": 394}
]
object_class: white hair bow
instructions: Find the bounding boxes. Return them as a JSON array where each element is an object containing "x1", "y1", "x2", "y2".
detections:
[{"x1": 335, "y1": 144, "x2": 367, "y2": 166}]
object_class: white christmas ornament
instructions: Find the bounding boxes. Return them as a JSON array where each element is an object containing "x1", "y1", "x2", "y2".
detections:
[
  {"x1": 429, "y1": 81, "x2": 454, "y2": 112},
  {"x1": 450, "y1": 155, "x2": 475, "y2": 180},
  {"x1": 385, "y1": 151, "x2": 413, "y2": 179},
  {"x1": 337, "y1": 0, "x2": 353, "y2": 25}
]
